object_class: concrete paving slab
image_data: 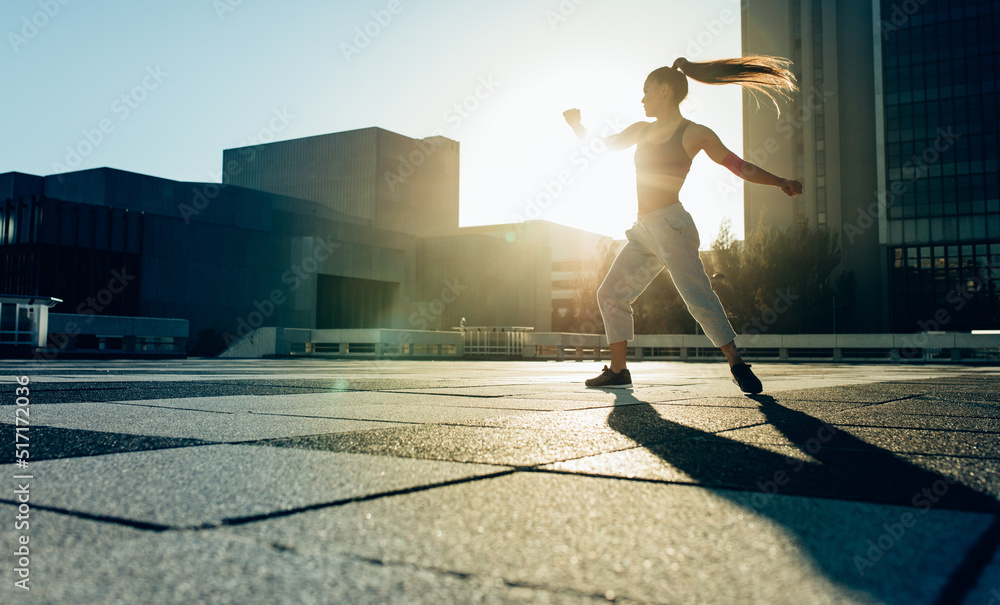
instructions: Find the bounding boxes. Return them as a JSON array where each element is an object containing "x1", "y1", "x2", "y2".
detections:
[
  {"x1": 541, "y1": 443, "x2": 812, "y2": 485},
  {"x1": 0, "y1": 446, "x2": 509, "y2": 528},
  {"x1": 222, "y1": 471, "x2": 994, "y2": 605},
  {"x1": 8, "y1": 401, "x2": 411, "y2": 441},
  {"x1": 714, "y1": 423, "x2": 1000, "y2": 459},
  {"x1": 868, "y1": 395, "x2": 1000, "y2": 417},
  {"x1": 0, "y1": 360, "x2": 996, "y2": 603},
  {"x1": 0, "y1": 503, "x2": 147, "y2": 557},
  {"x1": 765, "y1": 383, "x2": 932, "y2": 403},
  {"x1": 830, "y1": 406, "x2": 1000, "y2": 432},
  {"x1": 453, "y1": 402, "x2": 767, "y2": 437},
  {"x1": 255, "y1": 424, "x2": 642, "y2": 467},
  {"x1": 1, "y1": 530, "x2": 627, "y2": 605},
  {"x1": 898, "y1": 455, "x2": 1000, "y2": 503},
  {"x1": 963, "y1": 540, "x2": 1000, "y2": 605},
  {"x1": 813, "y1": 426, "x2": 1000, "y2": 459},
  {"x1": 543, "y1": 441, "x2": 1000, "y2": 511},
  {"x1": 89, "y1": 391, "x2": 557, "y2": 419},
  {"x1": 0, "y1": 423, "x2": 214, "y2": 461}
]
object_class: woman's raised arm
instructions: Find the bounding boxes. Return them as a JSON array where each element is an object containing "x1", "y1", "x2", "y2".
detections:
[
  {"x1": 688, "y1": 122, "x2": 803, "y2": 196},
  {"x1": 563, "y1": 109, "x2": 648, "y2": 151}
]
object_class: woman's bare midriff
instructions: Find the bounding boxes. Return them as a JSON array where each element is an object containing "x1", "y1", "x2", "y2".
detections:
[{"x1": 636, "y1": 173, "x2": 685, "y2": 215}]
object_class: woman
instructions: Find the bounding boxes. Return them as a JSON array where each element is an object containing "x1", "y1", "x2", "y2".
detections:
[{"x1": 565, "y1": 56, "x2": 803, "y2": 393}]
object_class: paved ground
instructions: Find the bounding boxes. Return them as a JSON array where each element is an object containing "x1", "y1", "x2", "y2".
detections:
[{"x1": 0, "y1": 358, "x2": 998, "y2": 604}]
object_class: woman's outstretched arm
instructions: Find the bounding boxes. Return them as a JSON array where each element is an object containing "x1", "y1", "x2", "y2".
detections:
[
  {"x1": 688, "y1": 122, "x2": 803, "y2": 196},
  {"x1": 563, "y1": 108, "x2": 648, "y2": 151}
]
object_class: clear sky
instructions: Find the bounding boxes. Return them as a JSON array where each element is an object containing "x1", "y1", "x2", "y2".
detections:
[{"x1": 1, "y1": 0, "x2": 748, "y2": 242}]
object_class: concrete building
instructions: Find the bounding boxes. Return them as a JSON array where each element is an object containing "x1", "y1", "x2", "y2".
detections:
[
  {"x1": 742, "y1": 0, "x2": 999, "y2": 332},
  {"x1": 222, "y1": 127, "x2": 459, "y2": 238},
  {"x1": 0, "y1": 128, "x2": 552, "y2": 355},
  {"x1": 461, "y1": 221, "x2": 615, "y2": 332}
]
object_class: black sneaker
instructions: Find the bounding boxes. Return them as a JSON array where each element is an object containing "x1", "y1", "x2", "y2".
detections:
[
  {"x1": 585, "y1": 365, "x2": 632, "y2": 388},
  {"x1": 731, "y1": 363, "x2": 763, "y2": 394}
]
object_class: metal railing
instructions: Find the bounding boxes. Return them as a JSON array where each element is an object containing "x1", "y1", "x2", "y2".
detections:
[
  {"x1": 458, "y1": 326, "x2": 533, "y2": 357},
  {"x1": 219, "y1": 327, "x2": 1000, "y2": 363}
]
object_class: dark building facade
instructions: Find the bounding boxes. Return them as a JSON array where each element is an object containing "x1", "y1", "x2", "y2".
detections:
[
  {"x1": 0, "y1": 128, "x2": 552, "y2": 355},
  {"x1": 878, "y1": 0, "x2": 1000, "y2": 331},
  {"x1": 743, "y1": 0, "x2": 1000, "y2": 332}
]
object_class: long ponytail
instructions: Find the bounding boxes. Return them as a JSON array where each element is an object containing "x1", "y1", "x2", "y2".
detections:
[{"x1": 651, "y1": 55, "x2": 798, "y2": 114}]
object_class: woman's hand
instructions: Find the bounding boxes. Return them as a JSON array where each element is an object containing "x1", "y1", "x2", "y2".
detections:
[
  {"x1": 779, "y1": 179, "x2": 803, "y2": 196},
  {"x1": 563, "y1": 108, "x2": 582, "y2": 126}
]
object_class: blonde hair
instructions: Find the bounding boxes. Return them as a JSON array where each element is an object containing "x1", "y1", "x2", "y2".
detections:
[{"x1": 649, "y1": 55, "x2": 798, "y2": 114}]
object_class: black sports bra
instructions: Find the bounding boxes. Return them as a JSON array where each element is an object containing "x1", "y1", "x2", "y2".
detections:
[{"x1": 634, "y1": 119, "x2": 693, "y2": 178}]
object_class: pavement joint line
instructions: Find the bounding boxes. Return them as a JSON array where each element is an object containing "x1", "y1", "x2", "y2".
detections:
[
  {"x1": 931, "y1": 514, "x2": 1000, "y2": 605},
  {"x1": 246, "y1": 411, "x2": 425, "y2": 425},
  {"x1": 106, "y1": 401, "x2": 237, "y2": 415},
  {"x1": 530, "y1": 443, "x2": 653, "y2": 468},
  {"x1": 824, "y1": 393, "x2": 932, "y2": 412},
  {"x1": 898, "y1": 412, "x2": 1000, "y2": 420},
  {"x1": 558, "y1": 398, "x2": 719, "y2": 411},
  {"x1": 822, "y1": 423, "x2": 1000, "y2": 435},
  {"x1": 3, "y1": 470, "x2": 525, "y2": 533},
  {"x1": 380, "y1": 390, "x2": 516, "y2": 399},
  {"x1": 346, "y1": 552, "x2": 635, "y2": 603},
  {"x1": 526, "y1": 468, "x2": 1000, "y2": 513},
  {"x1": 519, "y1": 420, "x2": 783, "y2": 467},
  {"x1": 355, "y1": 401, "x2": 563, "y2": 412},
  {"x1": 217, "y1": 468, "x2": 519, "y2": 527},
  {"x1": 0, "y1": 499, "x2": 177, "y2": 531},
  {"x1": 889, "y1": 451, "x2": 1000, "y2": 461}
]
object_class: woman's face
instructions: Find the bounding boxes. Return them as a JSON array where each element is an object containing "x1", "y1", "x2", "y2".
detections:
[{"x1": 641, "y1": 77, "x2": 671, "y2": 117}]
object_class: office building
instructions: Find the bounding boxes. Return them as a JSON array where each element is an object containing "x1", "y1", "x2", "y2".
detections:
[
  {"x1": 742, "y1": 0, "x2": 999, "y2": 332},
  {"x1": 461, "y1": 221, "x2": 615, "y2": 332},
  {"x1": 0, "y1": 128, "x2": 552, "y2": 355}
]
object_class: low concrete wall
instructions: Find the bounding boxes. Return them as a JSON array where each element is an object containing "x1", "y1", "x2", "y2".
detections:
[
  {"x1": 219, "y1": 328, "x2": 1000, "y2": 363},
  {"x1": 42, "y1": 313, "x2": 189, "y2": 357},
  {"x1": 220, "y1": 328, "x2": 464, "y2": 359},
  {"x1": 524, "y1": 332, "x2": 1000, "y2": 363}
]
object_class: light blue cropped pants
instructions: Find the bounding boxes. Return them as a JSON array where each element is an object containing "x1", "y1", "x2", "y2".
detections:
[{"x1": 597, "y1": 204, "x2": 738, "y2": 348}]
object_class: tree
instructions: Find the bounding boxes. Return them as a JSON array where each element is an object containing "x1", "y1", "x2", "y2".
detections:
[
  {"x1": 567, "y1": 240, "x2": 617, "y2": 334},
  {"x1": 567, "y1": 217, "x2": 854, "y2": 335},
  {"x1": 705, "y1": 217, "x2": 856, "y2": 334}
]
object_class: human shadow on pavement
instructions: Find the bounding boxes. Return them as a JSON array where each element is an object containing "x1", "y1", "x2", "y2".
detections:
[{"x1": 605, "y1": 391, "x2": 999, "y2": 601}]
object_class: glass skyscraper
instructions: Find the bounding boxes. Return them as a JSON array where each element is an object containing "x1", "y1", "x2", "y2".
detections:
[
  {"x1": 879, "y1": 0, "x2": 1000, "y2": 332},
  {"x1": 744, "y1": 0, "x2": 999, "y2": 333}
]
